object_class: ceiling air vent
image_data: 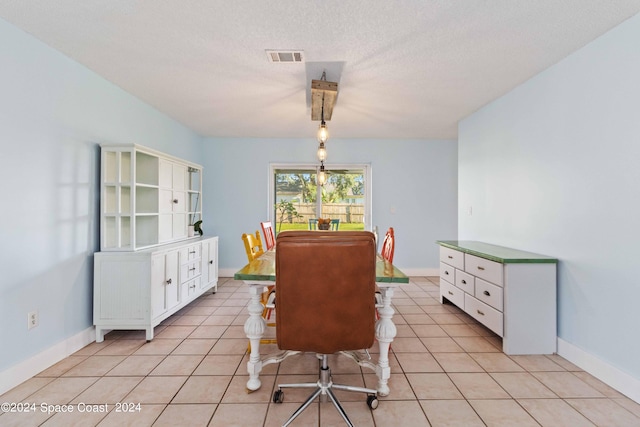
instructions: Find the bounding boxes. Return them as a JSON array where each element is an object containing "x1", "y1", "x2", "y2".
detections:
[{"x1": 266, "y1": 50, "x2": 304, "y2": 63}]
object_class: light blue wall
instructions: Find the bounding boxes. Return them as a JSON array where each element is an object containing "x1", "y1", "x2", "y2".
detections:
[
  {"x1": 201, "y1": 138, "x2": 457, "y2": 272},
  {"x1": 0, "y1": 18, "x2": 202, "y2": 372},
  {"x1": 459, "y1": 13, "x2": 640, "y2": 379}
]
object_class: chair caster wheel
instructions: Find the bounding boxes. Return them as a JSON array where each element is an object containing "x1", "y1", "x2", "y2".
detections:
[
  {"x1": 367, "y1": 394, "x2": 378, "y2": 410},
  {"x1": 273, "y1": 390, "x2": 284, "y2": 403}
]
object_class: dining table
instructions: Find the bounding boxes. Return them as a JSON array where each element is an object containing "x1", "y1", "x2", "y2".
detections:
[{"x1": 234, "y1": 248, "x2": 409, "y2": 396}]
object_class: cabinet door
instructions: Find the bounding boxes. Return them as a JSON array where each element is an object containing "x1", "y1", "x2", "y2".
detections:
[
  {"x1": 202, "y1": 238, "x2": 218, "y2": 289},
  {"x1": 165, "y1": 250, "x2": 180, "y2": 310},
  {"x1": 151, "y1": 254, "x2": 167, "y2": 319}
]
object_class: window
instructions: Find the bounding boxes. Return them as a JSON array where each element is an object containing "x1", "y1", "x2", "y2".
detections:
[{"x1": 269, "y1": 164, "x2": 371, "y2": 233}]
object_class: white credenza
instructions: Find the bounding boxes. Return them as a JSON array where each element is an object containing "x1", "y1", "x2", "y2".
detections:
[
  {"x1": 94, "y1": 236, "x2": 218, "y2": 342},
  {"x1": 437, "y1": 241, "x2": 557, "y2": 355}
]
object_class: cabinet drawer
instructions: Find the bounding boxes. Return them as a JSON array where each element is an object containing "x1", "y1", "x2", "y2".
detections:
[
  {"x1": 184, "y1": 276, "x2": 201, "y2": 299},
  {"x1": 455, "y1": 269, "x2": 474, "y2": 294},
  {"x1": 179, "y1": 244, "x2": 201, "y2": 263},
  {"x1": 465, "y1": 254, "x2": 503, "y2": 286},
  {"x1": 465, "y1": 294, "x2": 503, "y2": 336},
  {"x1": 180, "y1": 260, "x2": 201, "y2": 283},
  {"x1": 440, "y1": 280, "x2": 464, "y2": 308},
  {"x1": 440, "y1": 247, "x2": 464, "y2": 269},
  {"x1": 439, "y1": 262, "x2": 455, "y2": 285},
  {"x1": 475, "y1": 278, "x2": 503, "y2": 311}
]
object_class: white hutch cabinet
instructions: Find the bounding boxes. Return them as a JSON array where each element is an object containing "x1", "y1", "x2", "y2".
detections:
[{"x1": 94, "y1": 144, "x2": 218, "y2": 342}]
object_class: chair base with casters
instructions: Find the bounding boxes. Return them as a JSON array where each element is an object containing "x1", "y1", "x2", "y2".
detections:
[{"x1": 273, "y1": 354, "x2": 378, "y2": 427}]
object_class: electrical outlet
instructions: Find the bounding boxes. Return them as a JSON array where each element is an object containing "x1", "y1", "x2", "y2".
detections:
[{"x1": 28, "y1": 311, "x2": 38, "y2": 330}]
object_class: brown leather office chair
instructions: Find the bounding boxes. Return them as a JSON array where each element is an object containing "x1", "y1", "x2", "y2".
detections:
[{"x1": 273, "y1": 230, "x2": 379, "y2": 427}]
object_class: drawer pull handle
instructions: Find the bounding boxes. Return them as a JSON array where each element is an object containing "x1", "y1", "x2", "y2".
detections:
[
  {"x1": 189, "y1": 250, "x2": 196, "y2": 254},
  {"x1": 477, "y1": 309, "x2": 485, "y2": 316},
  {"x1": 483, "y1": 290, "x2": 490, "y2": 296},
  {"x1": 445, "y1": 271, "x2": 449, "y2": 275},
  {"x1": 461, "y1": 279, "x2": 466, "y2": 284},
  {"x1": 173, "y1": 199, "x2": 179, "y2": 204},
  {"x1": 448, "y1": 291, "x2": 454, "y2": 296},
  {"x1": 209, "y1": 260, "x2": 213, "y2": 264},
  {"x1": 189, "y1": 267, "x2": 196, "y2": 272},
  {"x1": 448, "y1": 255, "x2": 453, "y2": 259},
  {"x1": 477, "y1": 266, "x2": 485, "y2": 271},
  {"x1": 166, "y1": 278, "x2": 172, "y2": 284}
]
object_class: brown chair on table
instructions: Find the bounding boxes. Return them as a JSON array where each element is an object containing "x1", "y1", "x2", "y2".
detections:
[
  {"x1": 241, "y1": 231, "x2": 276, "y2": 345},
  {"x1": 260, "y1": 221, "x2": 276, "y2": 250},
  {"x1": 272, "y1": 231, "x2": 379, "y2": 427}
]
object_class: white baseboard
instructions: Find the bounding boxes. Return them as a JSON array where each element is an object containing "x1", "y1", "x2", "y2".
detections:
[
  {"x1": 557, "y1": 338, "x2": 640, "y2": 404},
  {"x1": 0, "y1": 326, "x2": 95, "y2": 395},
  {"x1": 220, "y1": 268, "x2": 440, "y2": 280}
]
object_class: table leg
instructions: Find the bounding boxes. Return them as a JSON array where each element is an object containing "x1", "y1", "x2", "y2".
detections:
[
  {"x1": 244, "y1": 284, "x2": 266, "y2": 391},
  {"x1": 375, "y1": 286, "x2": 396, "y2": 396}
]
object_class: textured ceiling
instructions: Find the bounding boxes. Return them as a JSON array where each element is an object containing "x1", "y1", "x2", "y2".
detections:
[{"x1": 2, "y1": 1, "x2": 640, "y2": 139}]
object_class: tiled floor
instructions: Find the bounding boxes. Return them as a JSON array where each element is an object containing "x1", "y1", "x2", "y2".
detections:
[{"x1": 2, "y1": 276, "x2": 640, "y2": 426}]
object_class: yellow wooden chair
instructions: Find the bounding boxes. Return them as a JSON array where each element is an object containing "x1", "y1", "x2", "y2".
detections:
[{"x1": 241, "y1": 231, "x2": 276, "y2": 347}]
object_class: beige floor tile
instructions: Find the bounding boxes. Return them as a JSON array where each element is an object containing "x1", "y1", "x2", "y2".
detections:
[
  {"x1": 566, "y1": 398, "x2": 640, "y2": 426},
  {"x1": 275, "y1": 353, "x2": 321, "y2": 375},
  {"x1": 153, "y1": 403, "x2": 216, "y2": 426},
  {"x1": 221, "y1": 375, "x2": 276, "y2": 404},
  {"x1": 154, "y1": 325, "x2": 197, "y2": 339},
  {"x1": 401, "y1": 314, "x2": 436, "y2": 324},
  {"x1": 320, "y1": 400, "x2": 376, "y2": 426},
  {"x1": 149, "y1": 355, "x2": 205, "y2": 376},
  {"x1": 221, "y1": 325, "x2": 249, "y2": 339},
  {"x1": 432, "y1": 352, "x2": 484, "y2": 372},
  {"x1": 186, "y1": 306, "x2": 218, "y2": 316},
  {"x1": 105, "y1": 355, "x2": 164, "y2": 376},
  {"x1": 420, "y1": 337, "x2": 464, "y2": 352},
  {"x1": 208, "y1": 338, "x2": 248, "y2": 354},
  {"x1": 192, "y1": 354, "x2": 244, "y2": 375},
  {"x1": 469, "y1": 399, "x2": 540, "y2": 426},
  {"x1": 406, "y1": 373, "x2": 464, "y2": 399},
  {"x1": 0, "y1": 377, "x2": 54, "y2": 401},
  {"x1": 411, "y1": 324, "x2": 448, "y2": 338},
  {"x1": 71, "y1": 376, "x2": 143, "y2": 404},
  {"x1": 96, "y1": 404, "x2": 165, "y2": 427},
  {"x1": 371, "y1": 400, "x2": 430, "y2": 425},
  {"x1": 171, "y1": 375, "x2": 232, "y2": 404},
  {"x1": 271, "y1": 374, "x2": 319, "y2": 403},
  {"x1": 531, "y1": 371, "x2": 605, "y2": 398},
  {"x1": 365, "y1": 372, "x2": 416, "y2": 400},
  {"x1": 0, "y1": 407, "x2": 54, "y2": 427},
  {"x1": 430, "y1": 313, "x2": 468, "y2": 324},
  {"x1": 27, "y1": 377, "x2": 100, "y2": 404},
  {"x1": 440, "y1": 323, "x2": 482, "y2": 337},
  {"x1": 202, "y1": 315, "x2": 237, "y2": 325},
  {"x1": 189, "y1": 325, "x2": 228, "y2": 339},
  {"x1": 518, "y1": 398, "x2": 596, "y2": 426},
  {"x1": 490, "y1": 372, "x2": 557, "y2": 398},
  {"x1": 421, "y1": 399, "x2": 485, "y2": 427},
  {"x1": 208, "y1": 403, "x2": 268, "y2": 426},
  {"x1": 35, "y1": 356, "x2": 88, "y2": 377},
  {"x1": 453, "y1": 336, "x2": 500, "y2": 352},
  {"x1": 613, "y1": 397, "x2": 640, "y2": 418},
  {"x1": 448, "y1": 373, "x2": 511, "y2": 399},
  {"x1": 213, "y1": 306, "x2": 244, "y2": 316},
  {"x1": 40, "y1": 407, "x2": 109, "y2": 427},
  {"x1": 132, "y1": 339, "x2": 182, "y2": 355},
  {"x1": 264, "y1": 402, "x2": 318, "y2": 427},
  {"x1": 72, "y1": 341, "x2": 114, "y2": 356},
  {"x1": 384, "y1": 337, "x2": 426, "y2": 352},
  {"x1": 62, "y1": 355, "x2": 126, "y2": 377},
  {"x1": 169, "y1": 314, "x2": 207, "y2": 326},
  {"x1": 124, "y1": 376, "x2": 188, "y2": 404},
  {"x1": 572, "y1": 371, "x2": 627, "y2": 398},
  {"x1": 546, "y1": 354, "x2": 583, "y2": 371},
  {"x1": 469, "y1": 352, "x2": 524, "y2": 372},
  {"x1": 395, "y1": 352, "x2": 443, "y2": 373},
  {"x1": 395, "y1": 323, "x2": 418, "y2": 337},
  {"x1": 171, "y1": 338, "x2": 216, "y2": 355},
  {"x1": 94, "y1": 339, "x2": 146, "y2": 356},
  {"x1": 510, "y1": 354, "x2": 565, "y2": 371}
]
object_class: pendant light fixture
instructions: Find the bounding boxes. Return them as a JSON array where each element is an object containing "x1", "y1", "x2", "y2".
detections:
[{"x1": 311, "y1": 71, "x2": 338, "y2": 187}]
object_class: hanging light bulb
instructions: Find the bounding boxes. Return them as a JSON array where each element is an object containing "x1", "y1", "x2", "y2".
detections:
[
  {"x1": 317, "y1": 162, "x2": 327, "y2": 186},
  {"x1": 317, "y1": 141, "x2": 327, "y2": 162},
  {"x1": 317, "y1": 120, "x2": 329, "y2": 144}
]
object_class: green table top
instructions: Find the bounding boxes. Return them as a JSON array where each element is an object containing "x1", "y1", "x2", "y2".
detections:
[
  {"x1": 437, "y1": 240, "x2": 557, "y2": 264},
  {"x1": 234, "y1": 250, "x2": 409, "y2": 283}
]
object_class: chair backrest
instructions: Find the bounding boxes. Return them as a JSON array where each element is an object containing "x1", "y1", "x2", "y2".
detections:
[
  {"x1": 381, "y1": 227, "x2": 395, "y2": 263},
  {"x1": 308, "y1": 218, "x2": 318, "y2": 230},
  {"x1": 275, "y1": 231, "x2": 376, "y2": 354},
  {"x1": 241, "y1": 231, "x2": 264, "y2": 263},
  {"x1": 260, "y1": 221, "x2": 276, "y2": 250},
  {"x1": 330, "y1": 219, "x2": 340, "y2": 230}
]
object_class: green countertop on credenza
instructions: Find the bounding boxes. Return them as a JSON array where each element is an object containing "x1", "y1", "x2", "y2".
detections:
[{"x1": 437, "y1": 240, "x2": 557, "y2": 264}]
